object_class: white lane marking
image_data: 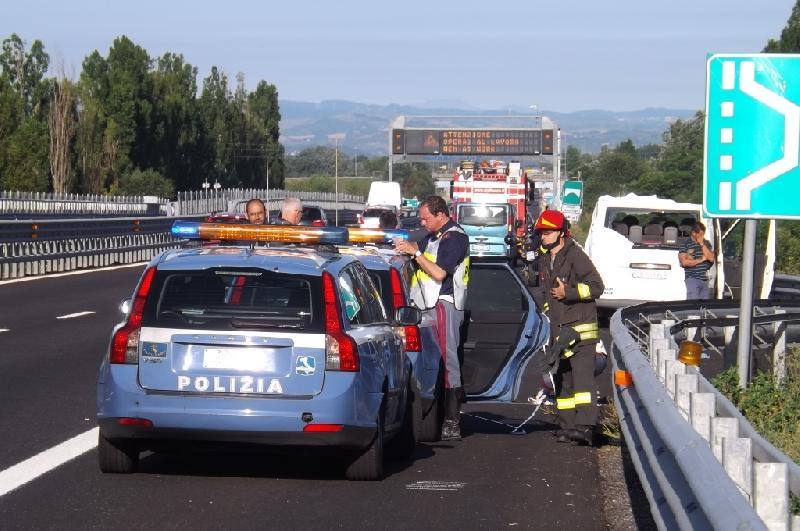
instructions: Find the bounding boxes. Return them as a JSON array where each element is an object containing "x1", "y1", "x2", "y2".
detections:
[
  {"x1": 0, "y1": 262, "x2": 146, "y2": 286},
  {"x1": 405, "y1": 481, "x2": 466, "y2": 491},
  {"x1": 0, "y1": 427, "x2": 98, "y2": 497},
  {"x1": 56, "y1": 311, "x2": 96, "y2": 320}
]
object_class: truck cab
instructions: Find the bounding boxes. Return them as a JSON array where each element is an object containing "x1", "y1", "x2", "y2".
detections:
[{"x1": 454, "y1": 202, "x2": 515, "y2": 262}]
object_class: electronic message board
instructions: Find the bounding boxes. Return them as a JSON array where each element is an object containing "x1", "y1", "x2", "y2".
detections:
[{"x1": 392, "y1": 129, "x2": 554, "y2": 156}]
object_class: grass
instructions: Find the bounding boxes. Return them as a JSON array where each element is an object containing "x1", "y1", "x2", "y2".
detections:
[{"x1": 712, "y1": 347, "x2": 800, "y2": 514}]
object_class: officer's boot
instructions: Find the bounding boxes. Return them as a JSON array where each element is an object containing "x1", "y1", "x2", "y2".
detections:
[
  {"x1": 440, "y1": 388, "x2": 462, "y2": 441},
  {"x1": 567, "y1": 424, "x2": 595, "y2": 446}
]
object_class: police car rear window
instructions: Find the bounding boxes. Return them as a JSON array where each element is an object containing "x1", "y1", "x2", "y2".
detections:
[
  {"x1": 363, "y1": 209, "x2": 390, "y2": 217},
  {"x1": 142, "y1": 269, "x2": 322, "y2": 332}
]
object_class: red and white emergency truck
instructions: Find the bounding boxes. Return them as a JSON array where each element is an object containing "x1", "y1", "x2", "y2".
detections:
[{"x1": 450, "y1": 160, "x2": 529, "y2": 263}]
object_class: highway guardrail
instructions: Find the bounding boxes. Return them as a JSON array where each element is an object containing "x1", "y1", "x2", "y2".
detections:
[{"x1": 611, "y1": 301, "x2": 800, "y2": 530}]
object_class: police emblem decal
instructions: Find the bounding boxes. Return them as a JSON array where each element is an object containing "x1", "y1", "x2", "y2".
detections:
[
  {"x1": 295, "y1": 356, "x2": 316, "y2": 376},
  {"x1": 141, "y1": 342, "x2": 167, "y2": 358}
]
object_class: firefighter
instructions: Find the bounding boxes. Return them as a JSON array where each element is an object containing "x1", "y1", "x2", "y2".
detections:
[{"x1": 533, "y1": 209, "x2": 604, "y2": 446}]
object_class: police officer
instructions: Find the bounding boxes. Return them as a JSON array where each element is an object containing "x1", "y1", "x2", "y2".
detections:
[
  {"x1": 533, "y1": 210, "x2": 604, "y2": 446},
  {"x1": 395, "y1": 196, "x2": 470, "y2": 441}
]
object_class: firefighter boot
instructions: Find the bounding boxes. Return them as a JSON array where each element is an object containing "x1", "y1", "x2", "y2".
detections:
[
  {"x1": 567, "y1": 425, "x2": 595, "y2": 446},
  {"x1": 440, "y1": 388, "x2": 462, "y2": 441}
]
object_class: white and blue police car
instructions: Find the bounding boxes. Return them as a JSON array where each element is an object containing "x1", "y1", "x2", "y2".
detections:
[{"x1": 96, "y1": 222, "x2": 421, "y2": 480}]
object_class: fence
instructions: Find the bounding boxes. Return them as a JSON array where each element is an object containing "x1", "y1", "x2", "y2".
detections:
[
  {"x1": 612, "y1": 300, "x2": 800, "y2": 530},
  {"x1": 175, "y1": 188, "x2": 365, "y2": 216},
  {"x1": 0, "y1": 190, "x2": 167, "y2": 218}
]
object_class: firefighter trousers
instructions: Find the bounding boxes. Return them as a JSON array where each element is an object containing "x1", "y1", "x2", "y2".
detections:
[{"x1": 554, "y1": 341, "x2": 598, "y2": 428}]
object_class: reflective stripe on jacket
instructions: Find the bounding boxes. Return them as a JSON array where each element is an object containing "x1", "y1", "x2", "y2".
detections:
[{"x1": 410, "y1": 225, "x2": 470, "y2": 310}]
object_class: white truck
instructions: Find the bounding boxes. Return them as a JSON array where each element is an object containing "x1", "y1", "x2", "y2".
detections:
[{"x1": 584, "y1": 193, "x2": 775, "y2": 308}]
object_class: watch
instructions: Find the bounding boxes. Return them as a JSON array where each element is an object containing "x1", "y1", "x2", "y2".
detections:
[{"x1": 414, "y1": 250, "x2": 422, "y2": 258}]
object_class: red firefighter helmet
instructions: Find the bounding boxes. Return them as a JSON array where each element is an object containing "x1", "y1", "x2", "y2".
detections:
[{"x1": 534, "y1": 209, "x2": 568, "y2": 232}]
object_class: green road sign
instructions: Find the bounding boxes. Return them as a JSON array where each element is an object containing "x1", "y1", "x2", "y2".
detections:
[
  {"x1": 561, "y1": 180, "x2": 583, "y2": 207},
  {"x1": 704, "y1": 54, "x2": 800, "y2": 219}
]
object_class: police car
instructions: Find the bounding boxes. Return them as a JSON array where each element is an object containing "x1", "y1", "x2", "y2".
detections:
[
  {"x1": 96, "y1": 222, "x2": 421, "y2": 480},
  {"x1": 340, "y1": 229, "x2": 445, "y2": 441}
]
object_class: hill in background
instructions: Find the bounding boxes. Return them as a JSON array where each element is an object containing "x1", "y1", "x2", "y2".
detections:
[{"x1": 279, "y1": 99, "x2": 697, "y2": 155}]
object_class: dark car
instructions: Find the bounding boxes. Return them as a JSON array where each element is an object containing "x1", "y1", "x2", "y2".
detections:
[{"x1": 299, "y1": 206, "x2": 329, "y2": 227}]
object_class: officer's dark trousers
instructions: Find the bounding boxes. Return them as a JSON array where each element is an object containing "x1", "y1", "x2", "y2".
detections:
[{"x1": 554, "y1": 341, "x2": 598, "y2": 428}]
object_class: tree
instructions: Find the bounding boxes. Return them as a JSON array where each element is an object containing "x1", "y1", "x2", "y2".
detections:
[
  {"x1": 764, "y1": 1, "x2": 800, "y2": 52},
  {"x1": 49, "y1": 72, "x2": 76, "y2": 193},
  {"x1": 0, "y1": 34, "x2": 50, "y2": 117}
]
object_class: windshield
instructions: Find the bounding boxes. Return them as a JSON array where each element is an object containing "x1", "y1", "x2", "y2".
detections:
[
  {"x1": 142, "y1": 269, "x2": 322, "y2": 332},
  {"x1": 457, "y1": 204, "x2": 509, "y2": 227},
  {"x1": 603, "y1": 208, "x2": 704, "y2": 248}
]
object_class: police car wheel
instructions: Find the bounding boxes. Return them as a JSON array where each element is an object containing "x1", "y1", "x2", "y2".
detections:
[
  {"x1": 344, "y1": 408, "x2": 385, "y2": 481},
  {"x1": 387, "y1": 378, "x2": 421, "y2": 460},
  {"x1": 98, "y1": 433, "x2": 139, "y2": 474}
]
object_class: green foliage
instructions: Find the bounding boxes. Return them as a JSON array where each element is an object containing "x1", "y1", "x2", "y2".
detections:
[
  {"x1": 764, "y1": 1, "x2": 800, "y2": 52},
  {"x1": 113, "y1": 168, "x2": 174, "y2": 198},
  {"x1": 0, "y1": 33, "x2": 285, "y2": 195},
  {"x1": 285, "y1": 176, "x2": 372, "y2": 197},
  {"x1": 712, "y1": 349, "x2": 800, "y2": 470}
]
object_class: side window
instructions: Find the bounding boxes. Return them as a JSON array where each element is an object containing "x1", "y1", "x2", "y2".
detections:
[{"x1": 354, "y1": 264, "x2": 388, "y2": 323}]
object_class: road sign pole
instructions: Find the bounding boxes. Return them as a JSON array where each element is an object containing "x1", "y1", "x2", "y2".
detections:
[{"x1": 736, "y1": 218, "x2": 757, "y2": 388}]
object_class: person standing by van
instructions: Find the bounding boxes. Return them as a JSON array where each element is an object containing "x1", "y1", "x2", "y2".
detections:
[{"x1": 679, "y1": 222, "x2": 715, "y2": 300}]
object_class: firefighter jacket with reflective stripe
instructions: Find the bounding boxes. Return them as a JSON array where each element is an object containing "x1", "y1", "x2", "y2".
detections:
[
  {"x1": 410, "y1": 224, "x2": 470, "y2": 310},
  {"x1": 537, "y1": 237, "x2": 604, "y2": 337}
]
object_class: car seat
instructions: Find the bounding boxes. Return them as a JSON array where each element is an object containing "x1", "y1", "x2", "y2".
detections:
[
  {"x1": 628, "y1": 225, "x2": 643, "y2": 243},
  {"x1": 663, "y1": 226, "x2": 678, "y2": 245}
]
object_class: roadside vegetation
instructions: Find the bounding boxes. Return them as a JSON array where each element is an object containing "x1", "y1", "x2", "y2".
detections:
[{"x1": 712, "y1": 348, "x2": 800, "y2": 514}]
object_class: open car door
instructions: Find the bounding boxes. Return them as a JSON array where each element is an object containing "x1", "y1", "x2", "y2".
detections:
[{"x1": 462, "y1": 263, "x2": 549, "y2": 402}]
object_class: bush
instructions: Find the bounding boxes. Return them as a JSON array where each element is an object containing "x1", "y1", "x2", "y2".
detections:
[{"x1": 114, "y1": 168, "x2": 174, "y2": 198}]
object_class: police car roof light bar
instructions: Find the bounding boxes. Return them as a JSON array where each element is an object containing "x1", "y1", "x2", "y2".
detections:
[
  {"x1": 171, "y1": 221, "x2": 349, "y2": 245},
  {"x1": 346, "y1": 228, "x2": 408, "y2": 244}
]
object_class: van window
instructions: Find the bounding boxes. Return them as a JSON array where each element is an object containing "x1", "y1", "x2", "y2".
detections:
[{"x1": 604, "y1": 208, "x2": 702, "y2": 248}]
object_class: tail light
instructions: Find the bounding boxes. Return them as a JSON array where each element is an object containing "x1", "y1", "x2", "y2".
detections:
[
  {"x1": 110, "y1": 267, "x2": 156, "y2": 364},
  {"x1": 389, "y1": 268, "x2": 421, "y2": 352},
  {"x1": 312, "y1": 219, "x2": 326, "y2": 227},
  {"x1": 357, "y1": 213, "x2": 364, "y2": 225},
  {"x1": 322, "y1": 272, "x2": 359, "y2": 371}
]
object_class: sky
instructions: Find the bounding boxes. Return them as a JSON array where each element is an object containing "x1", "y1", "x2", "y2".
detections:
[{"x1": 2, "y1": 0, "x2": 795, "y2": 112}]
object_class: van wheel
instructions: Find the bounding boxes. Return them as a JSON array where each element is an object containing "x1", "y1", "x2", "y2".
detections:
[
  {"x1": 98, "y1": 433, "x2": 139, "y2": 474},
  {"x1": 387, "y1": 379, "x2": 421, "y2": 460},
  {"x1": 345, "y1": 409, "x2": 385, "y2": 481}
]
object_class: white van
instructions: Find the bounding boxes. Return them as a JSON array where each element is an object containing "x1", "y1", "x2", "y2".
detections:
[
  {"x1": 367, "y1": 181, "x2": 402, "y2": 212},
  {"x1": 585, "y1": 193, "x2": 774, "y2": 308}
]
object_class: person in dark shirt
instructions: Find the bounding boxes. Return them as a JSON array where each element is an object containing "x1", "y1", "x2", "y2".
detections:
[
  {"x1": 394, "y1": 196, "x2": 470, "y2": 440},
  {"x1": 271, "y1": 198, "x2": 303, "y2": 225},
  {"x1": 378, "y1": 210, "x2": 399, "y2": 229},
  {"x1": 679, "y1": 222, "x2": 715, "y2": 299}
]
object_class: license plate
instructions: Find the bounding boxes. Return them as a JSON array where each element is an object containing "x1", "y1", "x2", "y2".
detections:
[
  {"x1": 472, "y1": 244, "x2": 489, "y2": 252},
  {"x1": 631, "y1": 270, "x2": 667, "y2": 280},
  {"x1": 202, "y1": 348, "x2": 277, "y2": 371}
]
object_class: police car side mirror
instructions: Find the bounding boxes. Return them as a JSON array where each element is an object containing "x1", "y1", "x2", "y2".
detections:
[
  {"x1": 119, "y1": 298, "x2": 132, "y2": 315},
  {"x1": 504, "y1": 234, "x2": 514, "y2": 245},
  {"x1": 395, "y1": 306, "x2": 422, "y2": 326}
]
